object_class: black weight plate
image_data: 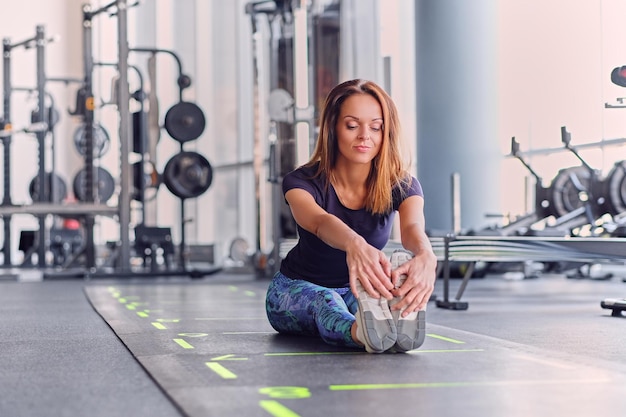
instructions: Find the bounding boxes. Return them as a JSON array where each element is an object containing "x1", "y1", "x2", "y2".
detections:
[
  {"x1": 73, "y1": 123, "x2": 111, "y2": 158},
  {"x1": 163, "y1": 151, "x2": 213, "y2": 199},
  {"x1": 73, "y1": 166, "x2": 116, "y2": 203},
  {"x1": 29, "y1": 172, "x2": 68, "y2": 203},
  {"x1": 164, "y1": 101, "x2": 206, "y2": 143}
]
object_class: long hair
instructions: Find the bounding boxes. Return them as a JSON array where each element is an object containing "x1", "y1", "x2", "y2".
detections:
[{"x1": 305, "y1": 79, "x2": 411, "y2": 214}]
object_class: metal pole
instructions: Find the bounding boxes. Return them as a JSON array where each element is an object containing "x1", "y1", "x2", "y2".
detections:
[
  {"x1": 116, "y1": 0, "x2": 131, "y2": 271},
  {"x1": 2, "y1": 38, "x2": 13, "y2": 265},
  {"x1": 81, "y1": 5, "x2": 97, "y2": 269},
  {"x1": 35, "y1": 25, "x2": 47, "y2": 267},
  {"x1": 451, "y1": 172, "x2": 461, "y2": 234},
  {"x1": 292, "y1": 0, "x2": 312, "y2": 166}
]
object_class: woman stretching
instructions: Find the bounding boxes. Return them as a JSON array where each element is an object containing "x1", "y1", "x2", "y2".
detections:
[{"x1": 265, "y1": 79, "x2": 437, "y2": 353}]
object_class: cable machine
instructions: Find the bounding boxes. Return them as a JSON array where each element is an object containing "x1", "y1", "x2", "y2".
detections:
[{"x1": 244, "y1": 0, "x2": 340, "y2": 276}]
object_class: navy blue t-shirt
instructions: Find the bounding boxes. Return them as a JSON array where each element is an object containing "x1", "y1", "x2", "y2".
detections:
[{"x1": 280, "y1": 163, "x2": 424, "y2": 288}]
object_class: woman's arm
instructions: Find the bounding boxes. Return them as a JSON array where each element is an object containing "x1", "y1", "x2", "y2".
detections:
[
  {"x1": 285, "y1": 188, "x2": 394, "y2": 299},
  {"x1": 391, "y1": 194, "x2": 438, "y2": 314}
]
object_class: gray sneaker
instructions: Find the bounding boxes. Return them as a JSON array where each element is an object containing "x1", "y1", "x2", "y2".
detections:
[
  {"x1": 354, "y1": 280, "x2": 397, "y2": 353},
  {"x1": 389, "y1": 250, "x2": 426, "y2": 352}
]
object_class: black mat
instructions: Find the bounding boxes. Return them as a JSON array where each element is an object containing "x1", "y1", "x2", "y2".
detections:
[{"x1": 84, "y1": 279, "x2": 626, "y2": 417}]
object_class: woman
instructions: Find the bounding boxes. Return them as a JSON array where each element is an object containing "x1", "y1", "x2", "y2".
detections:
[{"x1": 265, "y1": 79, "x2": 437, "y2": 353}]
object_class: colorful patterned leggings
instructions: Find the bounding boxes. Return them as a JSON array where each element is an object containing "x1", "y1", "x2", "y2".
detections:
[{"x1": 265, "y1": 271, "x2": 361, "y2": 348}]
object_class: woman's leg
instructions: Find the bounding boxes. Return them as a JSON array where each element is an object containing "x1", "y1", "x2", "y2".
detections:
[{"x1": 265, "y1": 272, "x2": 360, "y2": 348}]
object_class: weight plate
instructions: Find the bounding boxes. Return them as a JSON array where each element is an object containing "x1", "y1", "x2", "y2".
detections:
[
  {"x1": 73, "y1": 166, "x2": 116, "y2": 203},
  {"x1": 29, "y1": 172, "x2": 68, "y2": 203},
  {"x1": 164, "y1": 101, "x2": 206, "y2": 143},
  {"x1": 268, "y1": 88, "x2": 294, "y2": 122},
  {"x1": 73, "y1": 123, "x2": 111, "y2": 158},
  {"x1": 163, "y1": 151, "x2": 213, "y2": 199}
]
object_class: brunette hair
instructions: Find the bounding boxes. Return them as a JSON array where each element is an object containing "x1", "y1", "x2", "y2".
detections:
[{"x1": 306, "y1": 79, "x2": 411, "y2": 214}]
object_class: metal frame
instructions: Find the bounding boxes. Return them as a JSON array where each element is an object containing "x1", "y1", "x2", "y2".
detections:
[{"x1": 2, "y1": 26, "x2": 58, "y2": 267}]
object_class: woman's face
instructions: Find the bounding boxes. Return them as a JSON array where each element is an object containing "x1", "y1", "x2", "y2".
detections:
[{"x1": 335, "y1": 93, "x2": 383, "y2": 166}]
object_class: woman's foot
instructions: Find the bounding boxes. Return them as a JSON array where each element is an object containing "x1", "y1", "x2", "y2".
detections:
[
  {"x1": 353, "y1": 280, "x2": 396, "y2": 353},
  {"x1": 389, "y1": 250, "x2": 426, "y2": 352}
]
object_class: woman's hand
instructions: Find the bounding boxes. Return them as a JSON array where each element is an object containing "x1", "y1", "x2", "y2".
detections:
[
  {"x1": 390, "y1": 249, "x2": 437, "y2": 316},
  {"x1": 346, "y1": 236, "x2": 394, "y2": 300}
]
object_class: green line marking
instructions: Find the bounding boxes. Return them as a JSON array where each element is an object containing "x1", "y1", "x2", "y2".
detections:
[
  {"x1": 229, "y1": 285, "x2": 238, "y2": 291},
  {"x1": 223, "y1": 331, "x2": 276, "y2": 335},
  {"x1": 126, "y1": 304, "x2": 136, "y2": 310},
  {"x1": 259, "y1": 387, "x2": 311, "y2": 399},
  {"x1": 206, "y1": 362, "x2": 237, "y2": 379},
  {"x1": 245, "y1": 290, "x2": 256, "y2": 296},
  {"x1": 137, "y1": 311, "x2": 149, "y2": 318},
  {"x1": 151, "y1": 322, "x2": 167, "y2": 330},
  {"x1": 118, "y1": 298, "x2": 127, "y2": 303},
  {"x1": 211, "y1": 354, "x2": 248, "y2": 361},
  {"x1": 173, "y1": 338, "x2": 194, "y2": 349},
  {"x1": 330, "y1": 382, "x2": 474, "y2": 390},
  {"x1": 265, "y1": 351, "x2": 360, "y2": 357},
  {"x1": 329, "y1": 378, "x2": 611, "y2": 391},
  {"x1": 258, "y1": 400, "x2": 300, "y2": 417},
  {"x1": 265, "y1": 348, "x2": 483, "y2": 357},
  {"x1": 427, "y1": 333, "x2": 465, "y2": 344}
]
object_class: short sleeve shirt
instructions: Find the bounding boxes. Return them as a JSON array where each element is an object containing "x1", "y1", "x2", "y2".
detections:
[{"x1": 279, "y1": 163, "x2": 423, "y2": 287}]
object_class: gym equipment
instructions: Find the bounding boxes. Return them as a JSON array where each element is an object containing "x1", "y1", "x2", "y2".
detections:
[
  {"x1": 600, "y1": 160, "x2": 626, "y2": 218},
  {"x1": 134, "y1": 224, "x2": 175, "y2": 272},
  {"x1": 478, "y1": 127, "x2": 619, "y2": 238},
  {"x1": 132, "y1": 160, "x2": 160, "y2": 202},
  {"x1": 267, "y1": 88, "x2": 294, "y2": 123},
  {"x1": 163, "y1": 101, "x2": 205, "y2": 143},
  {"x1": 0, "y1": 122, "x2": 50, "y2": 138},
  {"x1": 73, "y1": 122, "x2": 110, "y2": 158},
  {"x1": 49, "y1": 227, "x2": 83, "y2": 267},
  {"x1": 611, "y1": 65, "x2": 626, "y2": 88},
  {"x1": 162, "y1": 151, "x2": 213, "y2": 199},
  {"x1": 30, "y1": 105, "x2": 59, "y2": 132},
  {"x1": 475, "y1": 137, "x2": 588, "y2": 236},
  {"x1": 601, "y1": 298, "x2": 626, "y2": 317},
  {"x1": 2, "y1": 26, "x2": 58, "y2": 267},
  {"x1": 28, "y1": 172, "x2": 68, "y2": 203},
  {"x1": 129, "y1": 47, "x2": 206, "y2": 144},
  {"x1": 72, "y1": 166, "x2": 116, "y2": 203}
]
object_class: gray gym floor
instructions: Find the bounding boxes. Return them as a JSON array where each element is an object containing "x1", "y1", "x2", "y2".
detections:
[{"x1": 1, "y1": 267, "x2": 626, "y2": 417}]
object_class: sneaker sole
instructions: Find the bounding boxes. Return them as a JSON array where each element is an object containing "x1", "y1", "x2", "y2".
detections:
[
  {"x1": 356, "y1": 294, "x2": 396, "y2": 352},
  {"x1": 390, "y1": 249, "x2": 426, "y2": 352},
  {"x1": 393, "y1": 309, "x2": 426, "y2": 352}
]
